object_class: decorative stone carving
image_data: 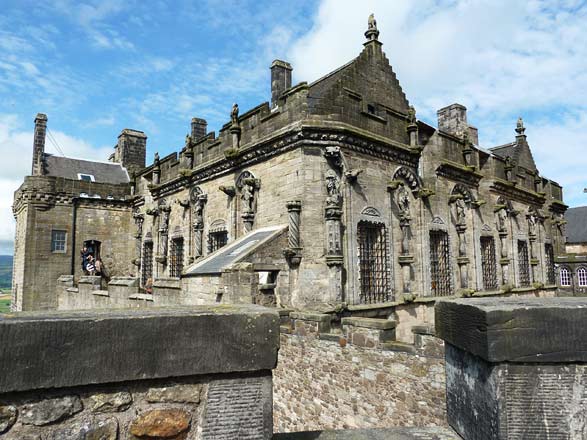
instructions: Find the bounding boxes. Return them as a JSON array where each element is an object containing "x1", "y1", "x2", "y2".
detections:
[
  {"x1": 455, "y1": 198, "x2": 467, "y2": 226},
  {"x1": 284, "y1": 200, "x2": 302, "y2": 266},
  {"x1": 132, "y1": 211, "x2": 144, "y2": 268},
  {"x1": 361, "y1": 206, "x2": 381, "y2": 217},
  {"x1": 345, "y1": 168, "x2": 363, "y2": 182},
  {"x1": 392, "y1": 166, "x2": 420, "y2": 192},
  {"x1": 153, "y1": 152, "x2": 161, "y2": 185},
  {"x1": 236, "y1": 171, "x2": 260, "y2": 233},
  {"x1": 323, "y1": 146, "x2": 344, "y2": 170},
  {"x1": 325, "y1": 170, "x2": 342, "y2": 207},
  {"x1": 156, "y1": 201, "x2": 171, "y2": 264},
  {"x1": 219, "y1": 185, "x2": 236, "y2": 197},
  {"x1": 231, "y1": 103, "x2": 239, "y2": 125}
]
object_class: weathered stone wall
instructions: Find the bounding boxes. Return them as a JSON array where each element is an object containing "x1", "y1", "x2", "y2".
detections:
[
  {"x1": 273, "y1": 331, "x2": 446, "y2": 433},
  {"x1": 0, "y1": 305, "x2": 279, "y2": 440}
]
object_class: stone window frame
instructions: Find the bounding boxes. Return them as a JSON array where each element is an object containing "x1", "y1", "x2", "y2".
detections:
[
  {"x1": 51, "y1": 229, "x2": 67, "y2": 253},
  {"x1": 356, "y1": 218, "x2": 392, "y2": 304},
  {"x1": 559, "y1": 266, "x2": 572, "y2": 287},
  {"x1": 577, "y1": 267, "x2": 587, "y2": 287},
  {"x1": 169, "y1": 236, "x2": 184, "y2": 278},
  {"x1": 208, "y1": 219, "x2": 229, "y2": 254}
]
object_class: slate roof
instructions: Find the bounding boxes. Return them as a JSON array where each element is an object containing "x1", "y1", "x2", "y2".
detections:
[
  {"x1": 565, "y1": 206, "x2": 587, "y2": 244},
  {"x1": 489, "y1": 142, "x2": 516, "y2": 159},
  {"x1": 44, "y1": 154, "x2": 130, "y2": 184},
  {"x1": 185, "y1": 225, "x2": 287, "y2": 275}
]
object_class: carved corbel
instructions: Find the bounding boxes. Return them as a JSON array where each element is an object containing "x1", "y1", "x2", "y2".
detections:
[
  {"x1": 323, "y1": 146, "x2": 344, "y2": 170},
  {"x1": 175, "y1": 198, "x2": 190, "y2": 208},
  {"x1": 345, "y1": 168, "x2": 363, "y2": 182},
  {"x1": 387, "y1": 180, "x2": 403, "y2": 191},
  {"x1": 417, "y1": 188, "x2": 435, "y2": 199},
  {"x1": 219, "y1": 185, "x2": 236, "y2": 197}
]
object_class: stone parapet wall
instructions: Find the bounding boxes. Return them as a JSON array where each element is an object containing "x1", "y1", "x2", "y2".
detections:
[{"x1": 0, "y1": 305, "x2": 279, "y2": 439}]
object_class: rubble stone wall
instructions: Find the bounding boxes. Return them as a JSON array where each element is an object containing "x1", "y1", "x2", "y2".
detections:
[{"x1": 273, "y1": 331, "x2": 447, "y2": 433}]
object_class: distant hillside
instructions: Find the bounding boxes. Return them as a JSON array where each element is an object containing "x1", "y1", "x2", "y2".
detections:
[{"x1": 0, "y1": 255, "x2": 13, "y2": 289}]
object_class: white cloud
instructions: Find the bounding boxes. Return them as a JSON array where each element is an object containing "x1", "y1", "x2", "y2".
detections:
[
  {"x1": 0, "y1": 114, "x2": 114, "y2": 252},
  {"x1": 287, "y1": 0, "x2": 587, "y2": 207}
]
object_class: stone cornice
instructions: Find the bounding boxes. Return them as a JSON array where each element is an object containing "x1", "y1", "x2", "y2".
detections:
[
  {"x1": 149, "y1": 122, "x2": 420, "y2": 199},
  {"x1": 489, "y1": 178, "x2": 546, "y2": 206},
  {"x1": 435, "y1": 160, "x2": 483, "y2": 187}
]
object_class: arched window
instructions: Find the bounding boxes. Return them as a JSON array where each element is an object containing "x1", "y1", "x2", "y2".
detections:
[
  {"x1": 559, "y1": 267, "x2": 571, "y2": 287},
  {"x1": 577, "y1": 267, "x2": 587, "y2": 287}
]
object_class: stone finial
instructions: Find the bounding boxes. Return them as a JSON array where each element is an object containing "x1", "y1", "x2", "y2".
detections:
[
  {"x1": 515, "y1": 117, "x2": 526, "y2": 135},
  {"x1": 365, "y1": 13, "x2": 380, "y2": 42}
]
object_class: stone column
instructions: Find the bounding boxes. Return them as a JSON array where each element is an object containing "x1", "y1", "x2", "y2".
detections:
[
  {"x1": 436, "y1": 297, "x2": 587, "y2": 440},
  {"x1": 284, "y1": 201, "x2": 302, "y2": 266},
  {"x1": 325, "y1": 206, "x2": 343, "y2": 302},
  {"x1": 398, "y1": 216, "x2": 413, "y2": 295},
  {"x1": 193, "y1": 194, "x2": 207, "y2": 259},
  {"x1": 456, "y1": 224, "x2": 468, "y2": 289},
  {"x1": 132, "y1": 213, "x2": 144, "y2": 273}
]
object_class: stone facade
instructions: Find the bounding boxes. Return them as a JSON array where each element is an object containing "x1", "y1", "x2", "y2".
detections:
[{"x1": 14, "y1": 17, "x2": 566, "y2": 324}]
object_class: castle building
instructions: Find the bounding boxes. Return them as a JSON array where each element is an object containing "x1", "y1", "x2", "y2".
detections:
[{"x1": 13, "y1": 17, "x2": 566, "y2": 312}]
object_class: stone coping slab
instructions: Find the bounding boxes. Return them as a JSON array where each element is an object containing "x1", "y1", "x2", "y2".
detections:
[
  {"x1": 0, "y1": 305, "x2": 279, "y2": 393},
  {"x1": 435, "y1": 297, "x2": 587, "y2": 362},
  {"x1": 78, "y1": 276, "x2": 101, "y2": 284},
  {"x1": 290, "y1": 312, "x2": 332, "y2": 323},
  {"x1": 273, "y1": 427, "x2": 459, "y2": 439},
  {"x1": 341, "y1": 317, "x2": 396, "y2": 330},
  {"x1": 153, "y1": 278, "x2": 181, "y2": 289},
  {"x1": 108, "y1": 276, "x2": 139, "y2": 287}
]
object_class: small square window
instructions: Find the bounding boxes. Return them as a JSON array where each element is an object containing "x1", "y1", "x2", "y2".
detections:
[
  {"x1": 78, "y1": 173, "x2": 95, "y2": 182},
  {"x1": 51, "y1": 230, "x2": 67, "y2": 252}
]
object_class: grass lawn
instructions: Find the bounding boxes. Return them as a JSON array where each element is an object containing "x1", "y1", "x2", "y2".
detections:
[{"x1": 0, "y1": 290, "x2": 10, "y2": 313}]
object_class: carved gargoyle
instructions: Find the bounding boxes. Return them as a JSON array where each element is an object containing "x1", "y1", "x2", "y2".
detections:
[{"x1": 219, "y1": 185, "x2": 236, "y2": 197}]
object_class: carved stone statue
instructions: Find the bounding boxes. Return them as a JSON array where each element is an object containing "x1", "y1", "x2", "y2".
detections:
[
  {"x1": 497, "y1": 207, "x2": 507, "y2": 232},
  {"x1": 528, "y1": 212, "x2": 537, "y2": 236},
  {"x1": 368, "y1": 13, "x2": 377, "y2": 30},
  {"x1": 194, "y1": 198, "x2": 205, "y2": 229},
  {"x1": 241, "y1": 180, "x2": 255, "y2": 213},
  {"x1": 185, "y1": 134, "x2": 192, "y2": 149},
  {"x1": 455, "y1": 198, "x2": 466, "y2": 225},
  {"x1": 407, "y1": 106, "x2": 416, "y2": 125},
  {"x1": 325, "y1": 170, "x2": 342, "y2": 207},
  {"x1": 397, "y1": 185, "x2": 410, "y2": 220},
  {"x1": 154, "y1": 152, "x2": 160, "y2": 163},
  {"x1": 231, "y1": 103, "x2": 239, "y2": 125}
]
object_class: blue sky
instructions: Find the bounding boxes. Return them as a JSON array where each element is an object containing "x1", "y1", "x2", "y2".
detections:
[{"x1": 1, "y1": 0, "x2": 586, "y2": 254}]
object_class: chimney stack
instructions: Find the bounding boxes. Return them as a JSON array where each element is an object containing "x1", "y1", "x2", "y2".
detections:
[
  {"x1": 271, "y1": 60, "x2": 292, "y2": 108},
  {"x1": 32, "y1": 113, "x2": 47, "y2": 176},
  {"x1": 114, "y1": 129, "x2": 147, "y2": 177},
  {"x1": 191, "y1": 118, "x2": 208, "y2": 140},
  {"x1": 437, "y1": 103, "x2": 478, "y2": 145}
]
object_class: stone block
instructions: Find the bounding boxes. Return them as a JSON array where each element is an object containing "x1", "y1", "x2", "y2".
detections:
[
  {"x1": 435, "y1": 297, "x2": 587, "y2": 362},
  {"x1": 445, "y1": 343, "x2": 587, "y2": 440},
  {"x1": 291, "y1": 311, "x2": 332, "y2": 334},
  {"x1": 130, "y1": 409, "x2": 191, "y2": 438},
  {"x1": 146, "y1": 384, "x2": 202, "y2": 403},
  {"x1": 0, "y1": 405, "x2": 17, "y2": 433},
  {"x1": 0, "y1": 305, "x2": 279, "y2": 393},
  {"x1": 20, "y1": 396, "x2": 82, "y2": 426},
  {"x1": 49, "y1": 417, "x2": 118, "y2": 440},
  {"x1": 89, "y1": 391, "x2": 132, "y2": 412},
  {"x1": 341, "y1": 317, "x2": 396, "y2": 330}
]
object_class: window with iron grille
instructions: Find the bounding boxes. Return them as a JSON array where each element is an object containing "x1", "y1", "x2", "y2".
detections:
[
  {"x1": 545, "y1": 243, "x2": 555, "y2": 285},
  {"x1": 169, "y1": 237, "x2": 184, "y2": 278},
  {"x1": 51, "y1": 230, "x2": 67, "y2": 252},
  {"x1": 208, "y1": 230, "x2": 228, "y2": 253},
  {"x1": 559, "y1": 266, "x2": 572, "y2": 286},
  {"x1": 357, "y1": 221, "x2": 390, "y2": 304},
  {"x1": 577, "y1": 267, "x2": 587, "y2": 287},
  {"x1": 141, "y1": 241, "x2": 153, "y2": 287},
  {"x1": 480, "y1": 236, "x2": 497, "y2": 290},
  {"x1": 429, "y1": 230, "x2": 452, "y2": 296},
  {"x1": 517, "y1": 240, "x2": 531, "y2": 287}
]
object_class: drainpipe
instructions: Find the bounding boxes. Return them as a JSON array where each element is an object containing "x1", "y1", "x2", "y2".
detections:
[{"x1": 70, "y1": 197, "x2": 78, "y2": 276}]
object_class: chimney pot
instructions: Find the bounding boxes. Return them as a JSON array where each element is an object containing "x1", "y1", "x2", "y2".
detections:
[{"x1": 270, "y1": 60, "x2": 293, "y2": 108}]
